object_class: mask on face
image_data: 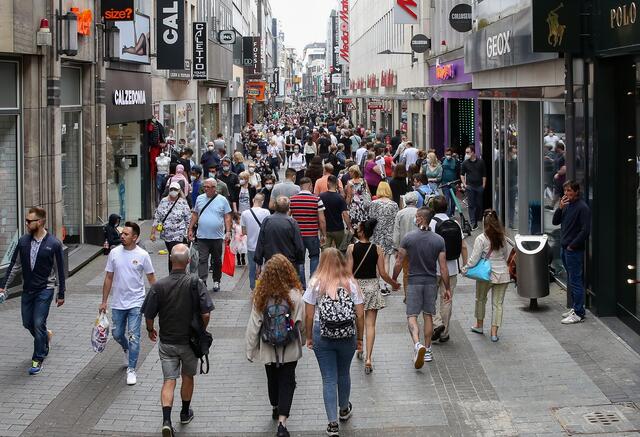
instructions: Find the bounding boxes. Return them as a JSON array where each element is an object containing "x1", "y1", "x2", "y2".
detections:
[
  {"x1": 190, "y1": 176, "x2": 196, "y2": 182},
  {"x1": 208, "y1": 146, "x2": 214, "y2": 152},
  {"x1": 445, "y1": 155, "x2": 452, "y2": 160},
  {"x1": 222, "y1": 166, "x2": 230, "y2": 172},
  {"x1": 239, "y1": 179, "x2": 247, "y2": 185},
  {"x1": 464, "y1": 153, "x2": 472, "y2": 161},
  {"x1": 294, "y1": 148, "x2": 299, "y2": 153},
  {"x1": 256, "y1": 153, "x2": 262, "y2": 159},
  {"x1": 512, "y1": 154, "x2": 517, "y2": 160},
  {"x1": 169, "y1": 190, "x2": 179, "y2": 198},
  {"x1": 265, "y1": 184, "x2": 273, "y2": 190},
  {"x1": 413, "y1": 217, "x2": 419, "y2": 227},
  {"x1": 249, "y1": 167, "x2": 255, "y2": 173}
]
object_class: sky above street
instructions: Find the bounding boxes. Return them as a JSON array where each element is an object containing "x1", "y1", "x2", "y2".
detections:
[{"x1": 270, "y1": 0, "x2": 336, "y2": 55}]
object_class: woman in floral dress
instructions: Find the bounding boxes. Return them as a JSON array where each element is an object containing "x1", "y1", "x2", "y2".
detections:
[
  {"x1": 345, "y1": 165, "x2": 371, "y2": 226},
  {"x1": 150, "y1": 182, "x2": 191, "y2": 272},
  {"x1": 367, "y1": 181, "x2": 399, "y2": 290}
]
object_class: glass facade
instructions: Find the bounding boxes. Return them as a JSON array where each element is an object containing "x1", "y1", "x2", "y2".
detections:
[
  {"x1": 491, "y1": 100, "x2": 518, "y2": 231},
  {"x1": 106, "y1": 123, "x2": 143, "y2": 221},
  {"x1": 201, "y1": 103, "x2": 220, "y2": 147},
  {"x1": 162, "y1": 101, "x2": 198, "y2": 149}
]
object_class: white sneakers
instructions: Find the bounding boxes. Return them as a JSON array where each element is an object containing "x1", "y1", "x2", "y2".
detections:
[
  {"x1": 126, "y1": 368, "x2": 137, "y2": 385},
  {"x1": 414, "y1": 343, "x2": 426, "y2": 369},
  {"x1": 424, "y1": 347, "x2": 433, "y2": 363},
  {"x1": 561, "y1": 313, "x2": 585, "y2": 324},
  {"x1": 123, "y1": 350, "x2": 129, "y2": 368},
  {"x1": 562, "y1": 308, "x2": 575, "y2": 318}
]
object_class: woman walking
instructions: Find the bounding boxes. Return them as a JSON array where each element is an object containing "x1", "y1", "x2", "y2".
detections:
[
  {"x1": 232, "y1": 151, "x2": 246, "y2": 175},
  {"x1": 462, "y1": 210, "x2": 512, "y2": 342},
  {"x1": 287, "y1": 144, "x2": 307, "y2": 185},
  {"x1": 346, "y1": 219, "x2": 398, "y2": 374},
  {"x1": 304, "y1": 248, "x2": 364, "y2": 437},
  {"x1": 234, "y1": 171, "x2": 257, "y2": 213},
  {"x1": 363, "y1": 152, "x2": 383, "y2": 196},
  {"x1": 345, "y1": 165, "x2": 371, "y2": 226},
  {"x1": 367, "y1": 181, "x2": 399, "y2": 289},
  {"x1": 422, "y1": 152, "x2": 443, "y2": 194},
  {"x1": 150, "y1": 182, "x2": 191, "y2": 272},
  {"x1": 303, "y1": 136, "x2": 317, "y2": 166},
  {"x1": 245, "y1": 255, "x2": 305, "y2": 437},
  {"x1": 388, "y1": 163, "x2": 409, "y2": 206}
]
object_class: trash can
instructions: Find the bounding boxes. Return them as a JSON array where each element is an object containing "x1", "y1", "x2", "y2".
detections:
[{"x1": 515, "y1": 234, "x2": 549, "y2": 310}]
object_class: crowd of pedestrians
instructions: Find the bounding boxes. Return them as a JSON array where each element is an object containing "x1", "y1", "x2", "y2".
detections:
[{"x1": 0, "y1": 104, "x2": 592, "y2": 437}]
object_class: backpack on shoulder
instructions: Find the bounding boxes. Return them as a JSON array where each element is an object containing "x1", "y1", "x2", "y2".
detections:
[
  {"x1": 318, "y1": 287, "x2": 356, "y2": 339},
  {"x1": 260, "y1": 299, "x2": 299, "y2": 366},
  {"x1": 433, "y1": 217, "x2": 463, "y2": 261}
]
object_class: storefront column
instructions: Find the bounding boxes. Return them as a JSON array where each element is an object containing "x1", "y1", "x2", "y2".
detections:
[{"x1": 517, "y1": 101, "x2": 542, "y2": 234}]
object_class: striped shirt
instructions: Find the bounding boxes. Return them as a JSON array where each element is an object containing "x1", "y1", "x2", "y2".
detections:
[{"x1": 289, "y1": 191, "x2": 325, "y2": 237}]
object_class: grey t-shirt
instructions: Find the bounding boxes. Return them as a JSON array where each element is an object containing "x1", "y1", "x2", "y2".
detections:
[
  {"x1": 271, "y1": 180, "x2": 300, "y2": 202},
  {"x1": 400, "y1": 229, "x2": 446, "y2": 284}
]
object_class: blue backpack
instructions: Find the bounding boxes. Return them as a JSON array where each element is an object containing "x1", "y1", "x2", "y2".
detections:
[{"x1": 260, "y1": 300, "x2": 298, "y2": 366}]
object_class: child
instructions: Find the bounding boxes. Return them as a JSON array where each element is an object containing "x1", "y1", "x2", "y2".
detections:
[{"x1": 230, "y1": 212, "x2": 247, "y2": 266}]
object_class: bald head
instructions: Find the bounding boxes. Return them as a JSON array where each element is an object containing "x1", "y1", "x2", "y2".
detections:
[
  {"x1": 169, "y1": 244, "x2": 190, "y2": 269},
  {"x1": 275, "y1": 196, "x2": 290, "y2": 213}
]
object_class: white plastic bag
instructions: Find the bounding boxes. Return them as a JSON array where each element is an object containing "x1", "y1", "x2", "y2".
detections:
[{"x1": 91, "y1": 312, "x2": 110, "y2": 353}]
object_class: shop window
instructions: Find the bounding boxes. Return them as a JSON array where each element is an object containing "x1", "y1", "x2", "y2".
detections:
[
  {"x1": 0, "y1": 62, "x2": 17, "y2": 109},
  {"x1": 106, "y1": 123, "x2": 143, "y2": 221},
  {"x1": 163, "y1": 104, "x2": 176, "y2": 142},
  {"x1": 201, "y1": 103, "x2": 220, "y2": 147},
  {"x1": 61, "y1": 67, "x2": 81, "y2": 107},
  {"x1": 491, "y1": 100, "x2": 518, "y2": 232},
  {"x1": 0, "y1": 115, "x2": 19, "y2": 265},
  {"x1": 60, "y1": 111, "x2": 82, "y2": 242}
]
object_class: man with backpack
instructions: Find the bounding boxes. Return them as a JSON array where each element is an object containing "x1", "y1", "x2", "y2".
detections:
[
  {"x1": 428, "y1": 196, "x2": 468, "y2": 343},
  {"x1": 142, "y1": 244, "x2": 213, "y2": 437}
]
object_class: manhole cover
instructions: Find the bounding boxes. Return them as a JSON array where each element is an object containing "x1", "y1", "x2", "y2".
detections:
[{"x1": 552, "y1": 403, "x2": 640, "y2": 434}]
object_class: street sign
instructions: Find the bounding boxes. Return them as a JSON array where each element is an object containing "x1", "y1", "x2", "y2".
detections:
[
  {"x1": 410, "y1": 34, "x2": 431, "y2": 53},
  {"x1": 337, "y1": 98, "x2": 353, "y2": 104},
  {"x1": 218, "y1": 30, "x2": 236, "y2": 44},
  {"x1": 449, "y1": 3, "x2": 473, "y2": 33}
]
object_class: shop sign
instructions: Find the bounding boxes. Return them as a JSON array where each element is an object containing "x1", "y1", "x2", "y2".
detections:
[
  {"x1": 246, "y1": 80, "x2": 266, "y2": 102},
  {"x1": 156, "y1": 0, "x2": 185, "y2": 69},
  {"x1": 449, "y1": 3, "x2": 472, "y2": 33},
  {"x1": 218, "y1": 30, "x2": 236, "y2": 44},
  {"x1": 464, "y1": 8, "x2": 557, "y2": 73},
  {"x1": 71, "y1": 8, "x2": 93, "y2": 36},
  {"x1": 114, "y1": 13, "x2": 151, "y2": 64},
  {"x1": 102, "y1": 0, "x2": 134, "y2": 21},
  {"x1": 332, "y1": 14, "x2": 343, "y2": 74},
  {"x1": 410, "y1": 34, "x2": 431, "y2": 53},
  {"x1": 192, "y1": 22, "x2": 207, "y2": 80},
  {"x1": 337, "y1": 98, "x2": 353, "y2": 104},
  {"x1": 429, "y1": 58, "x2": 471, "y2": 85},
  {"x1": 368, "y1": 100, "x2": 383, "y2": 110},
  {"x1": 338, "y1": 0, "x2": 349, "y2": 65},
  {"x1": 394, "y1": 0, "x2": 418, "y2": 25},
  {"x1": 596, "y1": 0, "x2": 640, "y2": 53},
  {"x1": 532, "y1": 0, "x2": 582, "y2": 53},
  {"x1": 435, "y1": 63, "x2": 455, "y2": 80},
  {"x1": 105, "y1": 69, "x2": 152, "y2": 124},
  {"x1": 243, "y1": 36, "x2": 262, "y2": 76},
  {"x1": 169, "y1": 60, "x2": 191, "y2": 80}
]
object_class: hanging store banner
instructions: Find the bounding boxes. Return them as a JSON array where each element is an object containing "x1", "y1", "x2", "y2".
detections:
[
  {"x1": 338, "y1": 0, "x2": 350, "y2": 65},
  {"x1": 156, "y1": 0, "x2": 184, "y2": 69},
  {"x1": 106, "y1": 69, "x2": 152, "y2": 124},
  {"x1": 394, "y1": 0, "x2": 418, "y2": 25},
  {"x1": 449, "y1": 3, "x2": 473, "y2": 32},
  {"x1": 102, "y1": 0, "x2": 134, "y2": 21},
  {"x1": 332, "y1": 14, "x2": 342, "y2": 74},
  {"x1": 114, "y1": 13, "x2": 151, "y2": 64},
  {"x1": 246, "y1": 80, "x2": 266, "y2": 102},
  {"x1": 531, "y1": 0, "x2": 581, "y2": 53},
  {"x1": 243, "y1": 36, "x2": 262, "y2": 76},
  {"x1": 595, "y1": 0, "x2": 640, "y2": 53},
  {"x1": 192, "y1": 22, "x2": 207, "y2": 80}
]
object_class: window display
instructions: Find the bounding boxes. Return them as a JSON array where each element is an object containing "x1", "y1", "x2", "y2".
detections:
[{"x1": 106, "y1": 123, "x2": 143, "y2": 221}]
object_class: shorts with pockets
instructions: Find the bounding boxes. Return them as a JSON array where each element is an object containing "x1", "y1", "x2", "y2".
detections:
[
  {"x1": 405, "y1": 281, "x2": 438, "y2": 317},
  {"x1": 158, "y1": 342, "x2": 198, "y2": 379}
]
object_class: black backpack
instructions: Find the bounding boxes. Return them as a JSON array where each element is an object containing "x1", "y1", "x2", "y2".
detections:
[
  {"x1": 260, "y1": 300, "x2": 298, "y2": 366},
  {"x1": 433, "y1": 217, "x2": 463, "y2": 261}
]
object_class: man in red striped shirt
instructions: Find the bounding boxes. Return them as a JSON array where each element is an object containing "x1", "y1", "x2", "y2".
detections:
[{"x1": 289, "y1": 177, "x2": 326, "y2": 288}]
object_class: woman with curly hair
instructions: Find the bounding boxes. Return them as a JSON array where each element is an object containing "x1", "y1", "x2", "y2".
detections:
[
  {"x1": 245, "y1": 254, "x2": 305, "y2": 437},
  {"x1": 305, "y1": 155, "x2": 325, "y2": 188}
]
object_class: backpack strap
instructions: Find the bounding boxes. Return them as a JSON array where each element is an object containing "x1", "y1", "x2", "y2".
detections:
[
  {"x1": 249, "y1": 208, "x2": 263, "y2": 228},
  {"x1": 432, "y1": 216, "x2": 443, "y2": 233}
]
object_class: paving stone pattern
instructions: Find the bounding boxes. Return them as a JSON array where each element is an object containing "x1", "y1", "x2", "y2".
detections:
[{"x1": 1, "y1": 224, "x2": 640, "y2": 436}]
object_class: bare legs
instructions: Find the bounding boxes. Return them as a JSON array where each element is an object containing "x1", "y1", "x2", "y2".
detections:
[{"x1": 364, "y1": 309, "x2": 378, "y2": 367}]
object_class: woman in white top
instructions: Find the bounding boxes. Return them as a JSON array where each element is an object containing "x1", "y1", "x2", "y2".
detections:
[
  {"x1": 287, "y1": 144, "x2": 307, "y2": 185},
  {"x1": 304, "y1": 248, "x2": 364, "y2": 437},
  {"x1": 303, "y1": 136, "x2": 317, "y2": 166},
  {"x1": 462, "y1": 209, "x2": 512, "y2": 342},
  {"x1": 247, "y1": 161, "x2": 262, "y2": 189}
]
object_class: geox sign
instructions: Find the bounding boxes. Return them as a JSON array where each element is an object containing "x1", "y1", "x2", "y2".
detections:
[
  {"x1": 113, "y1": 89, "x2": 147, "y2": 106},
  {"x1": 338, "y1": 0, "x2": 349, "y2": 65}
]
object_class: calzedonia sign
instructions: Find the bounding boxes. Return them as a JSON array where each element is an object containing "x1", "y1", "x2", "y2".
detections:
[
  {"x1": 113, "y1": 89, "x2": 147, "y2": 106},
  {"x1": 106, "y1": 70, "x2": 152, "y2": 124}
]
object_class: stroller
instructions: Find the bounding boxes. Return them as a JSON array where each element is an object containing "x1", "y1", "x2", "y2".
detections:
[{"x1": 439, "y1": 180, "x2": 473, "y2": 237}]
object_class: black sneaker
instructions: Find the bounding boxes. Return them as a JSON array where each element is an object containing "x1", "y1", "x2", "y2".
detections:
[
  {"x1": 180, "y1": 408, "x2": 194, "y2": 424},
  {"x1": 471, "y1": 224, "x2": 479, "y2": 231},
  {"x1": 272, "y1": 406, "x2": 279, "y2": 420},
  {"x1": 380, "y1": 285, "x2": 390, "y2": 296},
  {"x1": 161, "y1": 420, "x2": 175, "y2": 437},
  {"x1": 439, "y1": 335, "x2": 450, "y2": 343},
  {"x1": 339, "y1": 402, "x2": 352, "y2": 421},
  {"x1": 277, "y1": 422, "x2": 290, "y2": 437},
  {"x1": 326, "y1": 422, "x2": 339, "y2": 437},
  {"x1": 431, "y1": 325, "x2": 445, "y2": 342}
]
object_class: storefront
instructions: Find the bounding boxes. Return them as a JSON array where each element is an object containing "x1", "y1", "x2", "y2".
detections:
[
  {"x1": 428, "y1": 58, "x2": 479, "y2": 156},
  {"x1": 105, "y1": 69, "x2": 152, "y2": 222}
]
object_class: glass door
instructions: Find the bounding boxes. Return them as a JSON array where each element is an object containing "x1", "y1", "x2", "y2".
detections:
[
  {"x1": 492, "y1": 101, "x2": 505, "y2": 222},
  {"x1": 61, "y1": 110, "x2": 82, "y2": 243}
]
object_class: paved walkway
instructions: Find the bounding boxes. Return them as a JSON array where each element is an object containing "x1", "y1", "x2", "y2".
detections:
[{"x1": 1, "y1": 224, "x2": 640, "y2": 436}]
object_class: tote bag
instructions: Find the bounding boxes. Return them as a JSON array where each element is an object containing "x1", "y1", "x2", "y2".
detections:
[{"x1": 466, "y1": 248, "x2": 493, "y2": 282}]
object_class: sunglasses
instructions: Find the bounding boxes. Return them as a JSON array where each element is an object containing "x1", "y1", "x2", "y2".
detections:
[{"x1": 25, "y1": 218, "x2": 41, "y2": 224}]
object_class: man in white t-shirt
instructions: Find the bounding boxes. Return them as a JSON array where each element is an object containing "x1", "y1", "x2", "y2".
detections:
[
  {"x1": 428, "y1": 196, "x2": 468, "y2": 343},
  {"x1": 401, "y1": 141, "x2": 419, "y2": 168},
  {"x1": 240, "y1": 193, "x2": 271, "y2": 291},
  {"x1": 99, "y1": 221, "x2": 156, "y2": 386}
]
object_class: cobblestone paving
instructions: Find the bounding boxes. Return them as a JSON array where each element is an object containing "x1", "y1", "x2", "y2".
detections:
[{"x1": 1, "y1": 225, "x2": 640, "y2": 436}]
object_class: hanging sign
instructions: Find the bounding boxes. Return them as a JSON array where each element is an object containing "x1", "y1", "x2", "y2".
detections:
[
  {"x1": 243, "y1": 36, "x2": 262, "y2": 76},
  {"x1": 338, "y1": 0, "x2": 349, "y2": 65},
  {"x1": 449, "y1": 3, "x2": 473, "y2": 32},
  {"x1": 156, "y1": 0, "x2": 185, "y2": 69},
  {"x1": 102, "y1": 0, "x2": 134, "y2": 21},
  {"x1": 531, "y1": 0, "x2": 581, "y2": 53},
  {"x1": 192, "y1": 22, "x2": 207, "y2": 80},
  {"x1": 411, "y1": 34, "x2": 431, "y2": 53}
]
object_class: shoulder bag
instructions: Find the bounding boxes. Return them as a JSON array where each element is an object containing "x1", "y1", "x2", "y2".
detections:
[
  {"x1": 352, "y1": 242, "x2": 374, "y2": 276},
  {"x1": 466, "y1": 247, "x2": 493, "y2": 282},
  {"x1": 189, "y1": 276, "x2": 213, "y2": 374},
  {"x1": 156, "y1": 200, "x2": 178, "y2": 232},
  {"x1": 192, "y1": 194, "x2": 217, "y2": 239}
]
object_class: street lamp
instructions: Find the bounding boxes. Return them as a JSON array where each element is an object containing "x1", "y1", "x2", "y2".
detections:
[
  {"x1": 56, "y1": 9, "x2": 78, "y2": 58},
  {"x1": 378, "y1": 49, "x2": 418, "y2": 66}
]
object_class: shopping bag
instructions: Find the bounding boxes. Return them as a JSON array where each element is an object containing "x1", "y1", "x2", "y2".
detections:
[
  {"x1": 466, "y1": 257, "x2": 492, "y2": 282},
  {"x1": 221, "y1": 243, "x2": 235, "y2": 277},
  {"x1": 91, "y1": 312, "x2": 110, "y2": 353},
  {"x1": 189, "y1": 242, "x2": 199, "y2": 274}
]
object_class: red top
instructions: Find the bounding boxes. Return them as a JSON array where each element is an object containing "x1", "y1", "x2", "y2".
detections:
[
  {"x1": 289, "y1": 191, "x2": 325, "y2": 237},
  {"x1": 384, "y1": 155, "x2": 394, "y2": 177}
]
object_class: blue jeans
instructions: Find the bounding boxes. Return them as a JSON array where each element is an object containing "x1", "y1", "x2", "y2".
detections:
[
  {"x1": 247, "y1": 249, "x2": 257, "y2": 290},
  {"x1": 443, "y1": 187, "x2": 455, "y2": 216},
  {"x1": 561, "y1": 248, "x2": 585, "y2": 318},
  {"x1": 299, "y1": 236, "x2": 320, "y2": 289},
  {"x1": 21, "y1": 288, "x2": 54, "y2": 362},
  {"x1": 112, "y1": 307, "x2": 142, "y2": 369},
  {"x1": 466, "y1": 185, "x2": 484, "y2": 226},
  {"x1": 312, "y1": 325, "x2": 356, "y2": 422}
]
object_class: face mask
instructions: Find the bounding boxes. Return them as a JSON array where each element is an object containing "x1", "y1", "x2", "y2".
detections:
[
  {"x1": 249, "y1": 167, "x2": 255, "y2": 173},
  {"x1": 169, "y1": 191, "x2": 178, "y2": 198},
  {"x1": 294, "y1": 148, "x2": 299, "y2": 153},
  {"x1": 190, "y1": 176, "x2": 196, "y2": 182},
  {"x1": 512, "y1": 154, "x2": 517, "y2": 160},
  {"x1": 222, "y1": 166, "x2": 230, "y2": 172},
  {"x1": 208, "y1": 146, "x2": 214, "y2": 151},
  {"x1": 265, "y1": 184, "x2": 273, "y2": 190},
  {"x1": 413, "y1": 217, "x2": 419, "y2": 226},
  {"x1": 240, "y1": 179, "x2": 247, "y2": 185},
  {"x1": 445, "y1": 155, "x2": 452, "y2": 160},
  {"x1": 256, "y1": 153, "x2": 262, "y2": 158},
  {"x1": 464, "y1": 154, "x2": 471, "y2": 161}
]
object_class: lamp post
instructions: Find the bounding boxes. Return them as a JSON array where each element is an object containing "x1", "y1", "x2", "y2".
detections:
[
  {"x1": 56, "y1": 9, "x2": 78, "y2": 58},
  {"x1": 378, "y1": 49, "x2": 418, "y2": 67}
]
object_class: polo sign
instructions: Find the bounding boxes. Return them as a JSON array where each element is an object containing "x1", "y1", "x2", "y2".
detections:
[
  {"x1": 532, "y1": 0, "x2": 581, "y2": 53},
  {"x1": 156, "y1": 0, "x2": 185, "y2": 69}
]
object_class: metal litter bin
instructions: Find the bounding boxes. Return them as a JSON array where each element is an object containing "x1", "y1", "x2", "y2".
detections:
[{"x1": 515, "y1": 234, "x2": 549, "y2": 310}]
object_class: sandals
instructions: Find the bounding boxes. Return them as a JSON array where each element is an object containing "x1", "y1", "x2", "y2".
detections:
[
  {"x1": 356, "y1": 351, "x2": 364, "y2": 360},
  {"x1": 364, "y1": 361, "x2": 373, "y2": 374}
]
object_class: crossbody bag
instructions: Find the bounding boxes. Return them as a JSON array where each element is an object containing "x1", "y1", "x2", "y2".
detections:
[
  {"x1": 156, "y1": 200, "x2": 178, "y2": 232},
  {"x1": 193, "y1": 194, "x2": 217, "y2": 239}
]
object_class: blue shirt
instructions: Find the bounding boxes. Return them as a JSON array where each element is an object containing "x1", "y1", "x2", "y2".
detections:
[
  {"x1": 194, "y1": 193, "x2": 231, "y2": 239},
  {"x1": 415, "y1": 185, "x2": 433, "y2": 208}
]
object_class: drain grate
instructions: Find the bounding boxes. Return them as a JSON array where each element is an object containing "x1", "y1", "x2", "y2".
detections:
[{"x1": 584, "y1": 411, "x2": 622, "y2": 426}]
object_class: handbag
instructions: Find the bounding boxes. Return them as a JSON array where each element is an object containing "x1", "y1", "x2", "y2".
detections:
[
  {"x1": 189, "y1": 276, "x2": 213, "y2": 374},
  {"x1": 156, "y1": 200, "x2": 178, "y2": 232},
  {"x1": 221, "y1": 242, "x2": 235, "y2": 276},
  {"x1": 352, "y1": 242, "x2": 374, "y2": 276},
  {"x1": 466, "y1": 248, "x2": 493, "y2": 282}
]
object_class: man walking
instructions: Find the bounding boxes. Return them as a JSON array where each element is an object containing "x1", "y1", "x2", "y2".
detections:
[
  {"x1": 189, "y1": 178, "x2": 233, "y2": 293},
  {"x1": 269, "y1": 168, "x2": 300, "y2": 210},
  {"x1": 392, "y1": 207, "x2": 451, "y2": 369},
  {"x1": 254, "y1": 196, "x2": 305, "y2": 276},
  {"x1": 429, "y1": 196, "x2": 468, "y2": 343},
  {"x1": 461, "y1": 146, "x2": 486, "y2": 230},
  {"x1": 99, "y1": 221, "x2": 156, "y2": 385},
  {"x1": 0, "y1": 207, "x2": 65, "y2": 375},
  {"x1": 392, "y1": 192, "x2": 419, "y2": 297},
  {"x1": 313, "y1": 163, "x2": 344, "y2": 195},
  {"x1": 240, "y1": 193, "x2": 271, "y2": 291},
  {"x1": 142, "y1": 244, "x2": 213, "y2": 437},
  {"x1": 401, "y1": 141, "x2": 419, "y2": 168},
  {"x1": 553, "y1": 181, "x2": 591, "y2": 324},
  {"x1": 289, "y1": 178, "x2": 326, "y2": 288},
  {"x1": 319, "y1": 175, "x2": 351, "y2": 251}
]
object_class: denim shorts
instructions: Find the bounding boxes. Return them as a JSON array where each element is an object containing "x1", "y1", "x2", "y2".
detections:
[
  {"x1": 158, "y1": 342, "x2": 198, "y2": 379},
  {"x1": 405, "y1": 281, "x2": 438, "y2": 317}
]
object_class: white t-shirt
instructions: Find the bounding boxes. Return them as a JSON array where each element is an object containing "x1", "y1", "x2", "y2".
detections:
[
  {"x1": 240, "y1": 207, "x2": 271, "y2": 251},
  {"x1": 303, "y1": 279, "x2": 364, "y2": 321},
  {"x1": 105, "y1": 245, "x2": 155, "y2": 310},
  {"x1": 403, "y1": 147, "x2": 419, "y2": 168},
  {"x1": 429, "y1": 213, "x2": 463, "y2": 276},
  {"x1": 355, "y1": 147, "x2": 368, "y2": 165}
]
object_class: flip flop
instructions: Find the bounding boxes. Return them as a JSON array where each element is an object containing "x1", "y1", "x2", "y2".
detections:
[
  {"x1": 356, "y1": 351, "x2": 364, "y2": 360},
  {"x1": 364, "y1": 362, "x2": 373, "y2": 374}
]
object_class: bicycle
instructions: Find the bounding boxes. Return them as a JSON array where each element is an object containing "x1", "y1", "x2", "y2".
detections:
[{"x1": 439, "y1": 180, "x2": 473, "y2": 237}]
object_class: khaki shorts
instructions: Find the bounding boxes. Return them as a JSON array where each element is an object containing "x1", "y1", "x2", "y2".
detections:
[{"x1": 158, "y1": 342, "x2": 198, "y2": 379}]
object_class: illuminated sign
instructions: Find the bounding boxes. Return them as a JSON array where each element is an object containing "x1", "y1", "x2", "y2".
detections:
[
  {"x1": 101, "y1": 0, "x2": 134, "y2": 21},
  {"x1": 435, "y1": 63, "x2": 456, "y2": 81},
  {"x1": 71, "y1": 8, "x2": 92, "y2": 35}
]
